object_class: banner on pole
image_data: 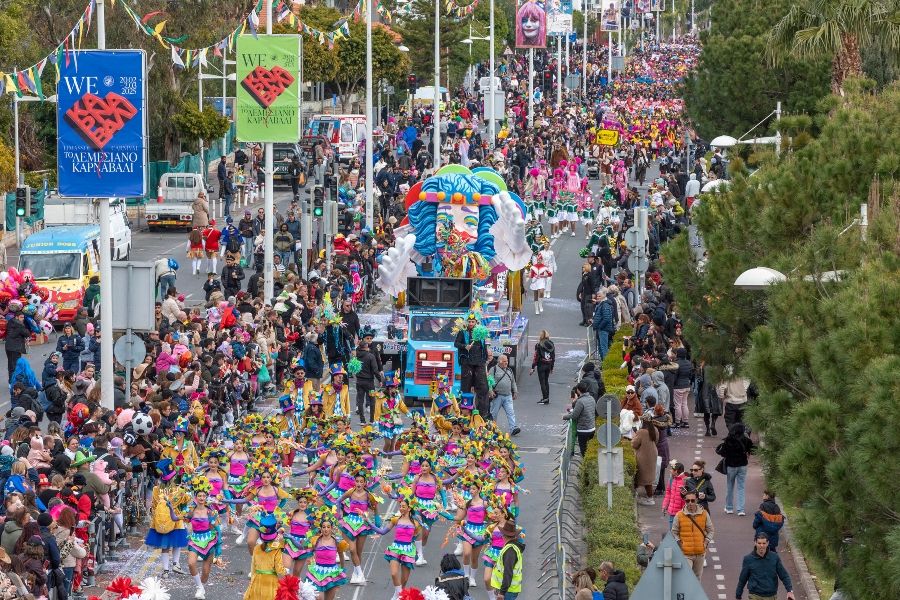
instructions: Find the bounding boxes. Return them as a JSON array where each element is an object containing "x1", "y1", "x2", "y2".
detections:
[
  {"x1": 236, "y1": 35, "x2": 301, "y2": 143},
  {"x1": 601, "y1": 0, "x2": 621, "y2": 31},
  {"x1": 56, "y1": 50, "x2": 148, "y2": 198},
  {"x1": 516, "y1": 1, "x2": 547, "y2": 48},
  {"x1": 548, "y1": 0, "x2": 573, "y2": 36}
]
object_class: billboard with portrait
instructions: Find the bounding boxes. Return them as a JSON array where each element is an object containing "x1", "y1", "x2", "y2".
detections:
[
  {"x1": 547, "y1": 0, "x2": 573, "y2": 36},
  {"x1": 56, "y1": 50, "x2": 148, "y2": 198},
  {"x1": 650, "y1": 0, "x2": 665, "y2": 11},
  {"x1": 516, "y1": 0, "x2": 547, "y2": 48},
  {"x1": 601, "y1": 0, "x2": 621, "y2": 31},
  {"x1": 236, "y1": 35, "x2": 301, "y2": 143}
]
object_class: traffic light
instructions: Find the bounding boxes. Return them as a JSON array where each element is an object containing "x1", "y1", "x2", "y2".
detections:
[
  {"x1": 29, "y1": 190, "x2": 40, "y2": 217},
  {"x1": 313, "y1": 185, "x2": 324, "y2": 217},
  {"x1": 15, "y1": 187, "x2": 29, "y2": 218},
  {"x1": 407, "y1": 74, "x2": 417, "y2": 94},
  {"x1": 327, "y1": 175, "x2": 338, "y2": 199}
]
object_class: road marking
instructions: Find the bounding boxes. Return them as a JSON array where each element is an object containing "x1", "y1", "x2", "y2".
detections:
[
  {"x1": 713, "y1": 564, "x2": 722, "y2": 570},
  {"x1": 712, "y1": 555, "x2": 720, "y2": 561},
  {"x1": 717, "y1": 584, "x2": 726, "y2": 590},
  {"x1": 716, "y1": 574, "x2": 725, "y2": 580},
  {"x1": 719, "y1": 595, "x2": 727, "y2": 599}
]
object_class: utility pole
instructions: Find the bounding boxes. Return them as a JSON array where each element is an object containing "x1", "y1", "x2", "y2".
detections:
[
  {"x1": 97, "y1": 0, "x2": 114, "y2": 410},
  {"x1": 263, "y1": 0, "x2": 275, "y2": 301}
]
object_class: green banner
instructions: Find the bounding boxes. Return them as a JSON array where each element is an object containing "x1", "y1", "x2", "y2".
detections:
[{"x1": 236, "y1": 35, "x2": 300, "y2": 143}]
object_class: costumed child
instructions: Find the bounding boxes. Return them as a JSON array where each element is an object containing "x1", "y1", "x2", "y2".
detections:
[
  {"x1": 452, "y1": 473, "x2": 491, "y2": 588},
  {"x1": 563, "y1": 159, "x2": 582, "y2": 236},
  {"x1": 523, "y1": 168, "x2": 545, "y2": 220},
  {"x1": 304, "y1": 506, "x2": 348, "y2": 600},
  {"x1": 201, "y1": 221, "x2": 221, "y2": 274},
  {"x1": 185, "y1": 475, "x2": 220, "y2": 600},
  {"x1": 321, "y1": 363, "x2": 351, "y2": 418},
  {"x1": 578, "y1": 176, "x2": 595, "y2": 239},
  {"x1": 482, "y1": 499, "x2": 516, "y2": 598},
  {"x1": 161, "y1": 417, "x2": 199, "y2": 479},
  {"x1": 283, "y1": 488, "x2": 316, "y2": 577},
  {"x1": 539, "y1": 240, "x2": 558, "y2": 299},
  {"x1": 145, "y1": 459, "x2": 190, "y2": 578},
  {"x1": 337, "y1": 464, "x2": 381, "y2": 585},
  {"x1": 242, "y1": 456, "x2": 291, "y2": 552},
  {"x1": 428, "y1": 373, "x2": 460, "y2": 437},
  {"x1": 370, "y1": 493, "x2": 422, "y2": 600},
  {"x1": 187, "y1": 226, "x2": 204, "y2": 276},
  {"x1": 372, "y1": 371, "x2": 408, "y2": 453},
  {"x1": 244, "y1": 510, "x2": 287, "y2": 600},
  {"x1": 226, "y1": 438, "x2": 251, "y2": 536},
  {"x1": 528, "y1": 253, "x2": 552, "y2": 315},
  {"x1": 547, "y1": 165, "x2": 565, "y2": 238}
]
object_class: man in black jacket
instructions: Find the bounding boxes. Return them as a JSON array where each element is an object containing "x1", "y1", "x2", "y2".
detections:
[
  {"x1": 221, "y1": 254, "x2": 245, "y2": 298},
  {"x1": 599, "y1": 561, "x2": 629, "y2": 599},
  {"x1": 454, "y1": 315, "x2": 490, "y2": 418},
  {"x1": 5, "y1": 311, "x2": 31, "y2": 379},
  {"x1": 45, "y1": 371, "x2": 69, "y2": 424},
  {"x1": 354, "y1": 341, "x2": 383, "y2": 424}
]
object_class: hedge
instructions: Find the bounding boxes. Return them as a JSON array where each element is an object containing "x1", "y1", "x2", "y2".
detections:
[{"x1": 577, "y1": 327, "x2": 643, "y2": 587}]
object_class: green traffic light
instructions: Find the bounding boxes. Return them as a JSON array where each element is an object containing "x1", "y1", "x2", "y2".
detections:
[
  {"x1": 15, "y1": 208, "x2": 25, "y2": 217},
  {"x1": 313, "y1": 207, "x2": 324, "y2": 217}
]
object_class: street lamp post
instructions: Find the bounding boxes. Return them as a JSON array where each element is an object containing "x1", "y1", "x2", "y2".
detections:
[
  {"x1": 433, "y1": 0, "x2": 441, "y2": 169},
  {"x1": 489, "y1": 0, "x2": 496, "y2": 148},
  {"x1": 365, "y1": 0, "x2": 374, "y2": 229},
  {"x1": 12, "y1": 94, "x2": 57, "y2": 246},
  {"x1": 263, "y1": 0, "x2": 274, "y2": 302},
  {"x1": 200, "y1": 68, "x2": 237, "y2": 218}
]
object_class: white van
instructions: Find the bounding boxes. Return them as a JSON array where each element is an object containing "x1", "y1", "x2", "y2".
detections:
[
  {"x1": 303, "y1": 114, "x2": 367, "y2": 163},
  {"x1": 43, "y1": 196, "x2": 132, "y2": 259}
]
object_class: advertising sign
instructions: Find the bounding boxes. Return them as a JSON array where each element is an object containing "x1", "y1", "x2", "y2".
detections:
[
  {"x1": 601, "y1": 0, "x2": 621, "y2": 31},
  {"x1": 597, "y1": 129, "x2": 620, "y2": 146},
  {"x1": 57, "y1": 50, "x2": 148, "y2": 198},
  {"x1": 515, "y1": 0, "x2": 547, "y2": 48},
  {"x1": 236, "y1": 35, "x2": 301, "y2": 143},
  {"x1": 547, "y1": 0, "x2": 573, "y2": 36}
]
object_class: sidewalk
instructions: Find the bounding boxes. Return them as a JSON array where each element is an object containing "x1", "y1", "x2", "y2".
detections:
[{"x1": 636, "y1": 421, "x2": 810, "y2": 600}]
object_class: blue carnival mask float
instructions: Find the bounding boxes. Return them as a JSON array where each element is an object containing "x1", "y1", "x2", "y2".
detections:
[{"x1": 376, "y1": 165, "x2": 532, "y2": 298}]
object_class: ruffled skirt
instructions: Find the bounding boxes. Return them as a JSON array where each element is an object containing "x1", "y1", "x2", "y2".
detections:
[
  {"x1": 482, "y1": 544, "x2": 502, "y2": 568},
  {"x1": 458, "y1": 521, "x2": 488, "y2": 547},
  {"x1": 384, "y1": 540, "x2": 416, "y2": 568},
  {"x1": 305, "y1": 562, "x2": 347, "y2": 591},
  {"x1": 145, "y1": 528, "x2": 188, "y2": 549},
  {"x1": 283, "y1": 533, "x2": 313, "y2": 560},
  {"x1": 188, "y1": 529, "x2": 220, "y2": 560},
  {"x1": 339, "y1": 513, "x2": 373, "y2": 539}
]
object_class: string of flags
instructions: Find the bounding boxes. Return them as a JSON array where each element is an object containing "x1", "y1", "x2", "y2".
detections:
[
  {"x1": 0, "y1": 0, "x2": 386, "y2": 89},
  {"x1": 0, "y1": 0, "x2": 95, "y2": 97},
  {"x1": 445, "y1": 0, "x2": 482, "y2": 18}
]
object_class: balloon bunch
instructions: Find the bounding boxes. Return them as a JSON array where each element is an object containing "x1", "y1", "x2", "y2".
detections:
[{"x1": 0, "y1": 267, "x2": 58, "y2": 338}]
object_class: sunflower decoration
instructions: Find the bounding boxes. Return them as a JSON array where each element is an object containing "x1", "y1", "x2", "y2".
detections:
[
  {"x1": 251, "y1": 454, "x2": 281, "y2": 484},
  {"x1": 395, "y1": 486, "x2": 421, "y2": 513},
  {"x1": 461, "y1": 439, "x2": 484, "y2": 459},
  {"x1": 407, "y1": 411, "x2": 429, "y2": 431},
  {"x1": 186, "y1": 474, "x2": 213, "y2": 496},
  {"x1": 309, "y1": 504, "x2": 339, "y2": 528},
  {"x1": 291, "y1": 487, "x2": 318, "y2": 505},
  {"x1": 201, "y1": 445, "x2": 228, "y2": 465},
  {"x1": 331, "y1": 436, "x2": 361, "y2": 457},
  {"x1": 345, "y1": 462, "x2": 369, "y2": 480},
  {"x1": 354, "y1": 425, "x2": 380, "y2": 442},
  {"x1": 456, "y1": 470, "x2": 483, "y2": 491}
]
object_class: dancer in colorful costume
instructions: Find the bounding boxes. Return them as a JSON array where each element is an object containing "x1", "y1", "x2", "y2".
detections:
[{"x1": 304, "y1": 506, "x2": 347, "y2": 599}]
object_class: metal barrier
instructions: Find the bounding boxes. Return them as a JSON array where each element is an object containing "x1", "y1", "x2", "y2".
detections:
[
  {"x1": 540, "y1": 331, "x2": 592, "y2": 599},
  {"x1": 86, "y1": 472, "x2": 149, "y2": 582}
]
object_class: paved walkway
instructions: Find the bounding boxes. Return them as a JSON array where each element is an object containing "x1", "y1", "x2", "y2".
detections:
[{"x1": 636, "y1": 420, "x2": 808, "y2": 599}]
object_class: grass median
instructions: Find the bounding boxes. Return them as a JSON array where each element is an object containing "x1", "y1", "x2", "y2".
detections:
[{"x1": 577, "y1": 327, "x2": 643, "y2": 587}]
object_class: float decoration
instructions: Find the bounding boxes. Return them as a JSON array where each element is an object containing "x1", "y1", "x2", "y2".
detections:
[
  {"x1": 377, "y1": 165, "x2": 529, "y2": 296},
  {"x1": 0, "y1": 267, "x2": 60, "y2": 338}
]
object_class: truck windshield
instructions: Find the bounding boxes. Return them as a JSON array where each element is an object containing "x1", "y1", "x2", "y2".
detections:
[
  {"x1": 19, "y1": 253, "x2": 81, "y2": 281},
  {"x1": 409, "y1": 315, "x2": 458, "y2": 343}
]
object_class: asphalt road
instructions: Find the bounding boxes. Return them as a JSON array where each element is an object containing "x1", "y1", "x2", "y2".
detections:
[{"x1": 73, "y1": 175, "x2": 598, "y2": 599}]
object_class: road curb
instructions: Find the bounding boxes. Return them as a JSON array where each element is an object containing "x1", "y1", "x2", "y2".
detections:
[{"x1": 777, "y1": 499, "x2": 822, "y2": 600}]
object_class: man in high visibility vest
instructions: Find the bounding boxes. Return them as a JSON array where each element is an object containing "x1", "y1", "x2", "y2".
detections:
[{"x1": 490, "y1": 519, "x2": 526, "y2": 600}]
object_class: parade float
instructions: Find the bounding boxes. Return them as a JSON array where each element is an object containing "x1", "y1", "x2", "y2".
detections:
[{"x1": 369, "y1": 165, "x2": 532, "y2": 402}]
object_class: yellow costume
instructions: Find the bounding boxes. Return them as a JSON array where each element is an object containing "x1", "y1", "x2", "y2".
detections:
[
  {"x1": 161, "y1": 439, "x2": 199, "y2": 474},
  {"x1": 243, "y1": 541, "x2": 286, "y2": 600},
  {"x1": 321, "y1": 383, "x2": 351, "y2": 417},
  {"x1": 149, "y1": 484, "x2": 189, "y2": 534}
]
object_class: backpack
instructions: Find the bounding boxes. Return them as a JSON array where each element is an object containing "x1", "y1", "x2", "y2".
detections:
[
  {"x1": 153, "y1": 494, "x2": 175, "y2": 534},
  {"x1": 226, "y1": 234, "x2": 242, "y2": 254}
]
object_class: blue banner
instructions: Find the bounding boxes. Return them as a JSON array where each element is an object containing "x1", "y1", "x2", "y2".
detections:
[{"x1": 56, "y1": 50, "x2": 148, "y2": 198}]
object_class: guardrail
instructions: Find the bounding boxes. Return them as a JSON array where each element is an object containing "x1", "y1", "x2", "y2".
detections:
[{"x1": 539, "y1": 330, "x2": 592, "y2": 599}]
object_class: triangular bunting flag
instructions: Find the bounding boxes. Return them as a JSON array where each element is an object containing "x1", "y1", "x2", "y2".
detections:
[
  {"x1": 171, "y1": 45, "x2": 185, "y2": 68},
  {"x1": 4, "y1": 74, "x2": 16, "y2": 96},
  {"x1": 199, "y1": 48, "x2": 208, "y2": 67},
  {"x1": 32, "y1": 67, "x2": 44, "y2": 100}
]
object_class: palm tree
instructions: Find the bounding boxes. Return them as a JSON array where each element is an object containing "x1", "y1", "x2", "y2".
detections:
[{"x1": 767, "y1": 0, "x2": 900, "y2": 95}]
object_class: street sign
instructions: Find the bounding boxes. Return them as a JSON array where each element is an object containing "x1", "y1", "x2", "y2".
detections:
[
  {"x1": 236, "y1": 35, "x2": 301, "y2": 143},
  {"x1": 624, "y1": 225, "x2": 642, "y2": 250},
  {"x1": 597, "y1": 424, "x2": 622, "y2": 447},
  {"x1": 628, "y1": 253, "x2": 650, "y2": 273},
  {"x1": 114, "y1": 333, "x2": 146, "y2": 367},
  {"x1": 631, "y1": 534, "x2": 710, "y2": 600},
  {"x1": 57, "y1": 50, "x2": 148, "y2": 198},
  {"x1": 601, "y1": 395, "x2": 621, "y2": 419},
  {"x1": 597, "y1": 129, "x2": 620, "y2": 146},
  {"x1": 110, "y1": 262, "x2": 156, "y2": 331},
  {"x1": 564, "y1": 75, "x2": 581, "y2": 90}
]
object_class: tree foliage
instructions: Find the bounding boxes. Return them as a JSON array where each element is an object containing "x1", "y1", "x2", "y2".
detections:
[
  {"x1": 171, "y1": 101, "x2": 232, "y2": 149},
  {"x1": 661, "y1": 80, "x2": 900, "y2": 597},
  {"x1": 681, "y1": 0, "x2": 830, "y2": 139},
  {"x1": 0, "y1": 139, "x2": 15, "y2": 193},
  {"x1": 333, "y1": 20, "x2": 410, "y2": 111},
  {"x1": 396, "y1": 0, "x2": 512, "y2": 91}
]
